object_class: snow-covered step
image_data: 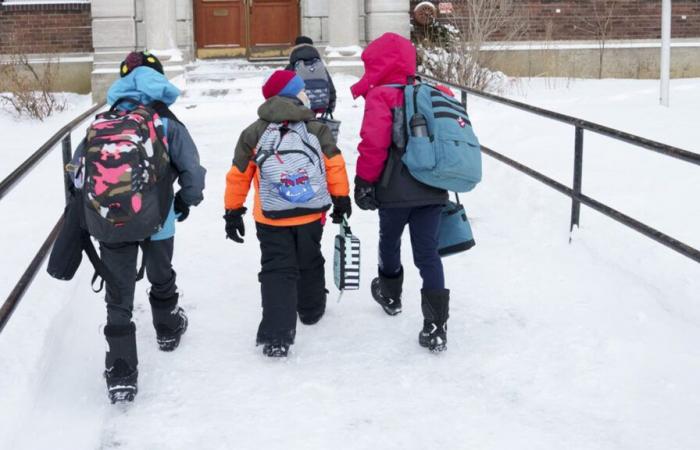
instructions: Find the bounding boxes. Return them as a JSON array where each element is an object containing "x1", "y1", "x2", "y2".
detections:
[{"x1": 184, "y1": 59, "x2": 285, "y2": 84}]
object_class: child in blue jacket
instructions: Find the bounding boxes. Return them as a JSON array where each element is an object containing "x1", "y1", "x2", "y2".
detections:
[{"x1": 72, "y1": 52, "x2": 206, "y2": 403}]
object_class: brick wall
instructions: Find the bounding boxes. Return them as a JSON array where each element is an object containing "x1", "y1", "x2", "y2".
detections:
[
  {"x1": 412, "y1": 0, "x2": 700, "y2": 41},
  {"x1": 0, "y1": 2, "x2": 92, "y2": 54}
]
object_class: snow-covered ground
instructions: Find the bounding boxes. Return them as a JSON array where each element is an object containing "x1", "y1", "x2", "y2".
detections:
[
  {"x1": 0, "y1": 93, "x2": 93, "y2": 179},
  {"x1": 0, "y1": 72, "x2": 699, "y2": 450}
]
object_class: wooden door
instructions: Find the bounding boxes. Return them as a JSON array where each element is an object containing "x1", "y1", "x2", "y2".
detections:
[
  {"x1": 248, "y1": 0, "x2": 299, "y2": 58},
  {"x1": 194, "y1": 0, "x2": 246, "y2": 58}
]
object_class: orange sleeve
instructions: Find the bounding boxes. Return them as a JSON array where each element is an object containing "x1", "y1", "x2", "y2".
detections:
[
  {"x1": 324, "y1": 153, "x2": 350, "y2": 197},
  {"x1": 225, "y1": 162, "x2": 256, "y2": 210}
]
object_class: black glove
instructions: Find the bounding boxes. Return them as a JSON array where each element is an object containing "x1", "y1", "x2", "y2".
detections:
[
  {"x1": 174, "y1": 191, "x2": 190, "y2": 222},
  {"x1": 224, "y1": 207, "x2": 246, "y2": 243},
  {"x1": 354, "y1": 176, "x2": 378, "y2": 211},
  {"x1": 330, "y1": 196, "x2": 352, "y2": 224}
]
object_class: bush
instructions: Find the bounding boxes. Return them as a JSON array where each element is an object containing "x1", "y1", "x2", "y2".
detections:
[
  {"x1": 414, "y1": 0, "x2": 526, "y2": 92},
  {"x1": 0, "y1": 54, "x2": 65, "y2": 121}
]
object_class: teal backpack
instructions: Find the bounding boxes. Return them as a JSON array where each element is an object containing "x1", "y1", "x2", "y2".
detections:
[{"x1": 397, "y1": 82, "x2": 482, "y2": 193}]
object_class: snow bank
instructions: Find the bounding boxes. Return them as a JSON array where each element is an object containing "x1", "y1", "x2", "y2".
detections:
[{"x1": 0, "y1": 93, "x2": 92, "y2": 179}]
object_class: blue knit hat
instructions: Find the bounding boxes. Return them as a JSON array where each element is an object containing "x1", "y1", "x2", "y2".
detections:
[{"x1": 277, "y1": 74, "x2": 305, "y2": 98}]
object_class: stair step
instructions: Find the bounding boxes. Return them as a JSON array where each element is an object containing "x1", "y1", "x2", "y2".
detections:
[{"x1": 184, "y1": 59, "x2": 286, "y2": 85}]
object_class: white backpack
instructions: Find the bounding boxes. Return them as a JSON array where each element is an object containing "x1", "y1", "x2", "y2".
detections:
[{"x1": 254, "y1": 122, "x2": 331, "y2": 219}]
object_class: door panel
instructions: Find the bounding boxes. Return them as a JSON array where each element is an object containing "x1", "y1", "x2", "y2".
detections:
[
  {"x1": 249, "y1": 0, "x2": 299, "y2": 57},
  {"x1": 194, "y1": 0, "x2": 300, "y2": 58},
  {"x1": 194, "y1": 0, "x2": 245, "y2": 57}
]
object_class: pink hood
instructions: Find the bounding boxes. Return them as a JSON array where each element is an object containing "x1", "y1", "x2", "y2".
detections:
[{"x1": 351, "y1": 33, "x2": 417, "y2": 99}]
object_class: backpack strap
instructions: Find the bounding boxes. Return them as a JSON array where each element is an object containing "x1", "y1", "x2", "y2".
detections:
[
  {"x1": 285, "y1": 122, "x2": 325, "y2": 173},
  {"x1": 86, "y1": 239, "x2": 147, "y2": 293},
  {"x1": 70, "y1": 190, "x2": 124, "y2": 294},
  {"x1": 151, "y1": 101, "x2": 183, "y2": 126},
  {"x1": 135, "y1": 241, "x2": 148, "y2": 282},
  {"x1": 109, "y1": 97, "x2": 141, "y2": 112},
  {"x1": 82, "y1": 235, "x2": 115, "y2": 293}
]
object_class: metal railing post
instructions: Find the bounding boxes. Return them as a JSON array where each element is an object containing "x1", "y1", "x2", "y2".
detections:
[
  {"x1": 570, "y1": 127, "x2": 584, "y2": 234},
  {"x1": 61, "y1": 134, "x2": 72, "y2": 205},
  {"x1": 461, "y1": 89, "x2": 467, "y2": 109}
]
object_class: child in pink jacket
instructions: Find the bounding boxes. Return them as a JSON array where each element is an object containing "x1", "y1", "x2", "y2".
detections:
[{"x1": 352, "y1": 33, "x2": 450, "y2": 352}]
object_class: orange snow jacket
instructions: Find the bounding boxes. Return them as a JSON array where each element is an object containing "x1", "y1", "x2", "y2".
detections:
[{"x1": 225, "y1": 96, "x2": 349, "y2": 227}]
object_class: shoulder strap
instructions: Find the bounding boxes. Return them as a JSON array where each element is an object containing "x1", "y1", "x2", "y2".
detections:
[
  {"x1": 82, "y1": 235, "x2": 115, "y2": 293},
  {"x1": 151, "y1": 101, "x2": 183, "y2": 125},
  {"x1": 86, "y1": 239, "x2": 146, "y2": 293},
  {"x1": 109, "y1": 97, "x2": 140, "y2": 113},
  {"x1": 71, "y1": 191, "x2": 119, "y2": 293}
]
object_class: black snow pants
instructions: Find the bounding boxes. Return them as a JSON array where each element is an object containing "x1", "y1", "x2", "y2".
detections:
[
  {"x1": 100, "y1": 237, "x2": 179, "y2": 326},
  {"x1": 100, "y1": 238, "x2": 180, "y2": 369},
  {"x1": 255, "y1": 220, "x2": 326, "y2": 346}
]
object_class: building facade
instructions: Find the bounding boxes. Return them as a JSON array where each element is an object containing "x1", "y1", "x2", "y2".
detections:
[
  {"x1": 89, "y1": 0, "x2": 409, "y2": 98},
  {"x1": 2, "y1": 0, "x2": 700, "y2": 97},
  {"x1": 0, "y1": 0, "x2": 410, "y2": 97}
]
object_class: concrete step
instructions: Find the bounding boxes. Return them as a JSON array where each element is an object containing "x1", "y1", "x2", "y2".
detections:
[{"x1": 184, "y1": 59, "x2": 285, "y2": 84}]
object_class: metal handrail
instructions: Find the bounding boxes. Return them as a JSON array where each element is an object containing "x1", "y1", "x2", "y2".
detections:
[
  {"x1": 0, "y1": 102, "x2": 106, "y2": 333},
  {"x1": 417, "y1": 73, "x2": 700, "y2": 264},
  {"x1": 0, "y1": 102, "x2": 104, "y2": 201},
  {"x1": 418, "y1": 73, "x2": 700, "y2": 166}
]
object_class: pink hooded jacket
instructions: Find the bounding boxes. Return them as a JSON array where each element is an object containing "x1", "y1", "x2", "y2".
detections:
[{"x1": 351, "y1": 33, "x2": 417, "y2": 183}]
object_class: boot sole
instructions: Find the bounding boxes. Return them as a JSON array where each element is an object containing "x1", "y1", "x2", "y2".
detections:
[
  {"x1": 108, "y1": 386, "x2": 137, "y2": 404},
  {"x1": 419, "y1": 333, "x2": 447, "y2": 353},
  {"x1": 263, "y1": 346, "x2": 290, "y2": 357}
]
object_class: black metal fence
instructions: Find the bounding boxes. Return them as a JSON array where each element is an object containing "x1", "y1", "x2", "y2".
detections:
[
  {"x1": 0, "y1": 103, "x2": 104, "y2": 333},
  {"x1": 418, "y1": 73, "x2": 700, "y2": 264}
]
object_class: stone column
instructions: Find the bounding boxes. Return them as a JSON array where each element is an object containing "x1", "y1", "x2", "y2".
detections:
[
  {"x1": 91, "y1": 0, "x2": 137, "y2": 102},
  {"x1": 144, "y1": 0, "x2": 177, "y2": 50},
  {"x1": 365, "y1": 0, "x2": 410, "y2": 41},
  {"x1": 327, "y1": 0, "x2": 360, "y2": 50},
  {"x1": 325, "y1": 0, "x2": 363, "y2": 76}
]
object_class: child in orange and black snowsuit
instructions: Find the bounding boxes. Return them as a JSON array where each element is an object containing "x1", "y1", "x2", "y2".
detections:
[{"x1": 224, "y1": 70, "x2": 350, "y2": 357}]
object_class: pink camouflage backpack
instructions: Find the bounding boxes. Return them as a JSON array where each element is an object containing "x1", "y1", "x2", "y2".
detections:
[{"x1": 82, "y1": 99, "x2": 172, "y2": 243}]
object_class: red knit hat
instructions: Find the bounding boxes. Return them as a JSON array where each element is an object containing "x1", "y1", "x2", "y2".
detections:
[{"x1": 262, "y1": 70, "x2": 303, "y2": 99}]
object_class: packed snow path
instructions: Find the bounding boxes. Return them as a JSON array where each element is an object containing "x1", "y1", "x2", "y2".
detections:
[{"x1": 1, "y1": 65, "x2": 699, "y2": 450}]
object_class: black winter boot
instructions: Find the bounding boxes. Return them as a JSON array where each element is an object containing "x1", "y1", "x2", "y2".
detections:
[
  {"x1": 150, "y1": 293, "x2": 188, "y2": 352},
  {"x1": 257, "y1": 329, "x2": 294, "y2": 358},
  {"x1": 418, "y1": 289, "x2": 450, "y2": 352},
  {"x1": 104, "y1": 323, "x2": 138, "y2": 403},
  {"x1": 371, "y1": 268, "x2": 403, "y2": 316}
]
